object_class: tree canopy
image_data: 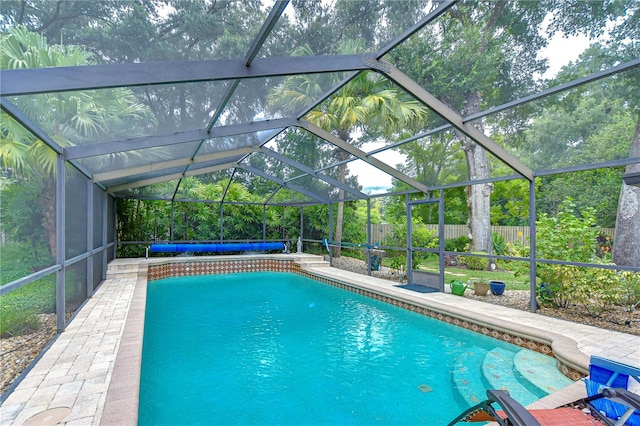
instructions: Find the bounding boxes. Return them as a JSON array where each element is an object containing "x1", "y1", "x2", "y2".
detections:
[{"x1": 1, "y1": 0, "x2": 638, "y2": 266}]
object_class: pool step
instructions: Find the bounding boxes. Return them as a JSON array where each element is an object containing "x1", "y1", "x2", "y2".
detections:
[
  {"x1": 106, "y1": 260, "x2": 143, "y2": 280},
  {"x1": 452, "y1": 346, "x2": 489, "y2": 406},
  {"x1": 295, "y1": 256, "x2": 330, "y2": 268},
  {"x1": 298, "y1": 261, "x2": 330, "y2": 268},
  {"x1": 514, "y1": 349, "x2": 574, "y2": 394},
  {"x1": 482, "y1": 348, "x2": 540, "y2": 406}
]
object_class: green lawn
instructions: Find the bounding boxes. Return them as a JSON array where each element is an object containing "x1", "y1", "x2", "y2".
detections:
[{"x1": 382, "y1": 256, "x2": 531, "y2": 290}]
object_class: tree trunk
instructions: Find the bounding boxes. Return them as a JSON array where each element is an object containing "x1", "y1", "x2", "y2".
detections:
[
  {"x1": 455, "y1": 91, "x2": 494, "y2": 261},
  {"x1": 41, "y1": 177, "x2": 57, "y2": 261},
  {"x1": 332, "y1": 132, "x2": 353, "y2": 259},
  {"x1": 612, "y1": 114, "x2": 640, "y2": 267},
  {"x1": 463, "y1": 140, "x2": 493, "y2": 256}
]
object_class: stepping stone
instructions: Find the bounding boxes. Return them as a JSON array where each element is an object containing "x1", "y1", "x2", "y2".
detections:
[
  {"x1": 452, "y1": 346, "x2": 489, "y2": 406},
  {"x1": 482, "y1": 348, "x2": 540, "y2": 406},
  {"x1": 514, "y1": 349, "x2": 574, "y2": 394}
]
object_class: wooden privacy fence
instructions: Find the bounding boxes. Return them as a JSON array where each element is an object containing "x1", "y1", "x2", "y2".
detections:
[{"x1": 368, "y1": 224, "x2": 616, "y2": 246}]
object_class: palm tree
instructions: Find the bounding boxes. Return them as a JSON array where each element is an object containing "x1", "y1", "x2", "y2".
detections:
[
  {"x1": 0, "y1": 27, "x2": 154, "y2": 259},
  {"x1": 268, "y1": 43, "x2": 429, "y2": 257}
]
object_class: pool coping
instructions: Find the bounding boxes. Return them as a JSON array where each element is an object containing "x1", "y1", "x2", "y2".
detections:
[
  {"x1": 99, "y1": 270, "x2": 147, "y2": 426},
  {"x1": 298, "y1": 268, "x2": 589, "y2": 377},
  {"x1": 99, "y1": 254, "x2": 601, "y2": 425}
]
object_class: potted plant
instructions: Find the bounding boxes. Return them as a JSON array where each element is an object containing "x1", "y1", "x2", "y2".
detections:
[
  {"x1": 489, "y1": 280, "x2": 506, "y2": 295},
  {"x1": 473, "y1": 280, "x2": 489, "y2": 296}
]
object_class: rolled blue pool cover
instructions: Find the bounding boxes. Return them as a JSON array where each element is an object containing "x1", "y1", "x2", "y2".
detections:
[{"x1": 150, "y1": 242, "x2": 285, "y2": 253}]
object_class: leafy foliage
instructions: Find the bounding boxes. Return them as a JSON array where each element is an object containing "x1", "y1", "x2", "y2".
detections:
[
  {"x1": 2, "y1": 2, "x2": 638, "y2": 336},
  {"x1": 267, "y1": 42, "x2": 430, "y2": 256},
  {"x1": 575, "y1": 267, "x2": 623, "y2": 316},
  {"x1": 445, "y1": 236, "x2": 470, "y2": 252},
  {"x1": 389, "y1": 255, "x2": 407, "y2": 271},
  {"x1": 534, "y1": 198, "x2": 638, "y2": 313},
  {"x1": 536, "y1": 199, "x2": 598, "y2": 261},
  {"x1": 506, "y1": 240, "x2": 530, "y2": 259},
  {"x1": 619, "y1": 272, "x2": 640, "y2": 318},
  {"x1": 0, "y1": 180, "x2": 49, "y2": 264},
  {"x1": 0, "y1": 241, "x2": 55, "y2": 338},
  {"x1": 382, "y1": 217, "x2": 437, "y2": 267},
  {"x1": 383, "y1": 218, "x2": 435, "y2": 249},
  {"x1": 491, "y1": 233, "x2": 507, "y2": 256},
  {"x1": 460, "y1": 253, "x2": 489, "y2": 271},
  {"x1": 0, "y1": 240, "x2": 53, "y2": 292},
  {"x1": 491, "y1": 177, "x2": 533, "y2": 226},
  {"x1": 115, "y1": 180, "x2": 367, "y2": 256},
  {"x1": 1, "y1": 27, "x2": 154, "y2": 261},
  {"x1": 535, "y1": 198, "x2": 598, "y2": 306}
]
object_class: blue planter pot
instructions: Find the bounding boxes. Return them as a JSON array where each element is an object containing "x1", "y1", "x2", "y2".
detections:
[{"x1": 489, "y1": 280, "x2": 506, "y2": 296}]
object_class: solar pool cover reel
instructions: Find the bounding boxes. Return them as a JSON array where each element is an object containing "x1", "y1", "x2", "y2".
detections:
[{"x1": 149, "y1": 242, "x2": 287, "y2": 254}]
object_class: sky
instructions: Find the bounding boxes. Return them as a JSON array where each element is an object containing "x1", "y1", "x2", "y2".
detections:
[{"x1": 351, "y1": 33, "x2": 593, "y2": 195}]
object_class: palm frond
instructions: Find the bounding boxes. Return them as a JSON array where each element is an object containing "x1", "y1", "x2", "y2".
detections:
[{"x1": 0, "y1": 138, "x2": 29, "y2": 173}]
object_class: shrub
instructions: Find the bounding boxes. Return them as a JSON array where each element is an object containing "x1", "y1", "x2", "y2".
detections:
[
  {"x1": 536, "y1": 265, "x2": 581, "y2": 308},
  {"x1": 507, "y1": 240, "x2": 530, "y2": 258},
  {"x1": 385, "y1": 219, "x2": 438, "y2": 250},
  {"x1": 492, "y1": 232, "x2": 506, "y2": 256},
  {"x1": 390, "y1": 255, "x2": 406, "y2": 271},
  {"x1": 537, "y1": 264, "x2": 634, "y2": 315},
  {"x1": 536, "y1": 199, "x2": 597, "y2": 263},
  {"x1": 384, "y1": 218, "x2": 436, "y2": 268},
  {"x1": 444, "y1": 254, "x2": 459, "y2": 266},
  {"x1": 461, "y1": 252, "x2": 488, "y2": 271},
  {"x1": 535, "y1": 198, "x2": 604, "y2": 310},
  {"x1": 305, "y1": 242, "x2": 324, "y2": 255},
  {"x1": 574, "y1": 266, "x2": 622, "y2": 316},
  {"x1": 445, "y1": 235, "x2": 469, "y2": 252},
  {"x1": 387, "y1": 254, "x2": 422, "y2": 271},
  {"x1": 343, "y1": 247, "x2": 365, "y2": 260},
  {"x1": 541, "y1": 267, "x2": 637, "y2": 316},
  {"x1": 619, "y1": 271, "x2": 640, "y2": 315},
  {"x1": 502, "y1": 239, "x2": 531, "y2": 277}
]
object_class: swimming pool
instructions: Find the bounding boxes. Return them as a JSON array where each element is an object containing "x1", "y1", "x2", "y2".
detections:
[{"x1": 139, "y1": 271, "x2": 573, "y2": 425}]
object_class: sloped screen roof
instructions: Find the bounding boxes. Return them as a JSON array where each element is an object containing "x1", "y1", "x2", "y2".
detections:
[{"x1": 1, "y1": 0, "x2": 638, "y2": 206}]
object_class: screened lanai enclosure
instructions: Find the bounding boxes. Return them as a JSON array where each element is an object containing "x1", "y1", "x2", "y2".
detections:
[{"x1": 1, "y1": 0, "x2": 639, "y2": 398}]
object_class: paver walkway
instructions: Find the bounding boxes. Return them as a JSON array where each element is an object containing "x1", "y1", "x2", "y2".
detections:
[
  {"x1": 0, "y1": 273, "x2": 137, "y2": 426},
  {"x1": 1, "y1": 256, "x2": 638, "y2": 425}
]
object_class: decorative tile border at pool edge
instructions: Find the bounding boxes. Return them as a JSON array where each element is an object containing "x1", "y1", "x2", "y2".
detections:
[
  {"x1": 147, "y1": 258, "x2": 301, "y2": 280},
  {"x1": 145, "y1": 259, "x2": 583, "y2": 382},
  {"x1": 299, "y1": 270, "x2": 585, "y2": 382}
]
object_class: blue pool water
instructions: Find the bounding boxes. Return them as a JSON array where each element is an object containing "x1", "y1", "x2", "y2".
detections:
[{"x1": 139, "y1": 272, "x2": 569, "y2": 425}]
